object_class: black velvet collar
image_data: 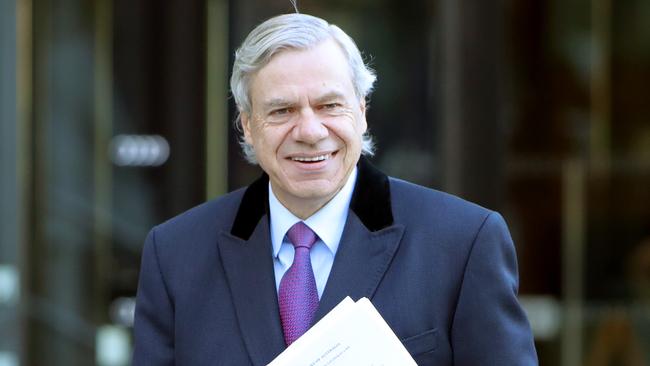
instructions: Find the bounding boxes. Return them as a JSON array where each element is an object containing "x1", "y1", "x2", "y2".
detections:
[{"x1": 230, "y1": 156, "x2": 394, "y2": 240}]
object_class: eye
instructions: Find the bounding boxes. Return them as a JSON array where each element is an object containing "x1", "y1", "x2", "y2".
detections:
[
  {"x1": 321, "y1": 103, "x2": 342, "y2": 110},
  {"x1": 269, "y1": 107, "x2": 292, "y2": 116}
]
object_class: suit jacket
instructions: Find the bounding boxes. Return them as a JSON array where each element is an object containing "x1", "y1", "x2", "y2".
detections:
[{"x1": 133, "y1": 158, "x2": 538, "y2": 365}]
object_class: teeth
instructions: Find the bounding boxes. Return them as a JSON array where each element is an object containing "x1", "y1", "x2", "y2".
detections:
[{"x1": 291, "y1": 154, "x2": 329, "y2": 162}]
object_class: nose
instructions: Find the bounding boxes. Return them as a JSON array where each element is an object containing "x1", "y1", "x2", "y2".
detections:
[{"x1": 292, "y1": 109, "x2": 328, "y2": 144}]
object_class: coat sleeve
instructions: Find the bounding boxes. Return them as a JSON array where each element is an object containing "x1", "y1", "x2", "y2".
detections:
[
  {"x1": 451, "y1": 212, "x2": 538, "y2": 365},
  {"x1": 132, "y1": 227, "x2": 175, "y2": 365}
]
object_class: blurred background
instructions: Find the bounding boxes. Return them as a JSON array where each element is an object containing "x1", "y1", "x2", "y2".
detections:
[{"x1": 1, "y1": 0, "x2": 649, "y2": 364}]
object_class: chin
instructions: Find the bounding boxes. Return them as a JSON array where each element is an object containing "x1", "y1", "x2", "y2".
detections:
[{"x1": 289, "y1": 181, "x2": 338, "y2": 200}]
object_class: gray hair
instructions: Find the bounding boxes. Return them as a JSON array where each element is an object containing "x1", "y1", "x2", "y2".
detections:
[{"x1": 230, "y1": 13, "x2": 377, "y2": 164}]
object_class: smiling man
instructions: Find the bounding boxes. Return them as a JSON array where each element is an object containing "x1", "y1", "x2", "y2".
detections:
[{"x1": 133, "y1": 13, "x2": 538, "y2": 365}]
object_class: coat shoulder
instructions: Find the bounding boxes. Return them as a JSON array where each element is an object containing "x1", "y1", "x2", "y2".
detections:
[
  {"x1": 150, "y1": 187, "x2": 247, "y2": 247},
  {"x1": 388, "y1": 177, "x2": 493, "y2": 225}
]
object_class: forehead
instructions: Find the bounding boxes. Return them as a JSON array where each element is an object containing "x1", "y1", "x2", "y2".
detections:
[{"x1": 249, "y1": 39, "x2": 355, "y2": 106}]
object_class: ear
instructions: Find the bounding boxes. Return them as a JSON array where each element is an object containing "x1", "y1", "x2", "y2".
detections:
[{"x1": 241, "y1": 112, "x2": 254, "y2": 145}]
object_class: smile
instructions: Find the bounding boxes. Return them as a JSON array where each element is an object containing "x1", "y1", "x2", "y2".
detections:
[{"x1": 290, "y1": 153, "x2": 332, "y2": 162}]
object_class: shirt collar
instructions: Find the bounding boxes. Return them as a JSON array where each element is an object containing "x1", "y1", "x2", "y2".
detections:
[{"x1": 269, "y1": 167, "x2": 358, "y2": 258}]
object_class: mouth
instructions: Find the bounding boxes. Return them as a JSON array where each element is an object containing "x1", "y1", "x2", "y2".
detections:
[
  {"x1": 291, "y1": 153, "x2": 330, "y2": 162},
  {"x1": 287, "y1": 151, "x2": 338, "y2": 167}
]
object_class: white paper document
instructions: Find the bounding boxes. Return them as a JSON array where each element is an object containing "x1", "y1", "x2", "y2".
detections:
[{"x1": 268, "y1": 297, "x2": 417, "y2": 366}]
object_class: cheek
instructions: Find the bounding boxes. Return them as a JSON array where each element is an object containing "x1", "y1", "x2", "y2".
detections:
[
  {"x1": 255, "y1": 126, "x2": 292, "y2": 154},
  {"x1": 345, "y1": 119, "x2": 366, "y2": 144},
  {"x1": 326, "y1": 113, "x2": 363, "y2": 134}
]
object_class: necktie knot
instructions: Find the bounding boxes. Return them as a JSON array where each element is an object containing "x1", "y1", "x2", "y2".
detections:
[{"x1": 287, "y1": 222, "x2": 317, "y2": 250}]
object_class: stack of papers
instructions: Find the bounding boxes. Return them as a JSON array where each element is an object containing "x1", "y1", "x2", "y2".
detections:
[{"x1": 268, "y1": 297, "x2": 417, "y2": 366}]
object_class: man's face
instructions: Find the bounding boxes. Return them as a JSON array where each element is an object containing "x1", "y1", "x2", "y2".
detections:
[{"x1": 242, "y1": 39, "x2": 367, "y2": 217}]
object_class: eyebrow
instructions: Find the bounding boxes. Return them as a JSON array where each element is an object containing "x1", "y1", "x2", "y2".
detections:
[
  {"x1": 261, "y1": 98, "x2": 295, "y2": 110},
  {"x1": 312, "y1": 91, "x2": 346, "y2": 105},
  {"x1": 260, "y1": 90, "x2": 347, "y2": 110},
  {"x1": 263, "y1": 98, "x2": 292, "y2": 108}
]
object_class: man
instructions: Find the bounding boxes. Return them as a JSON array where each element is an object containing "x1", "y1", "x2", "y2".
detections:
[{"x1": 133, "y1": 13, "x2": 538, "y2": 365}]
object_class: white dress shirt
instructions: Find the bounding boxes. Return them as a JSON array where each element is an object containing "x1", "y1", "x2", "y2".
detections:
[{"x1": 269, "y1": 167, "x2": 358, "y2": 299}]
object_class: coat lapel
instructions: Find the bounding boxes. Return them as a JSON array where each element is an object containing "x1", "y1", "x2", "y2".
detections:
[
  {"x1": 315, "y1": 212, "x2": 405, "y2": 322},
  {"x1": 218, "y1": 218, "x2": 286, "y2": 365}
]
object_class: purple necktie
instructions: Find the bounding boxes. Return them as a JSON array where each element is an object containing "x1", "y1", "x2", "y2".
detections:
[{"x1": 278, "y1": 222, "x2": 319, "y2": 345}]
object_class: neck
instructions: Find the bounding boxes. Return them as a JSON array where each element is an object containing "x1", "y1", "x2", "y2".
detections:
[{"x1": 274, "y1": 192, "x2": 337, "y2": 220}]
